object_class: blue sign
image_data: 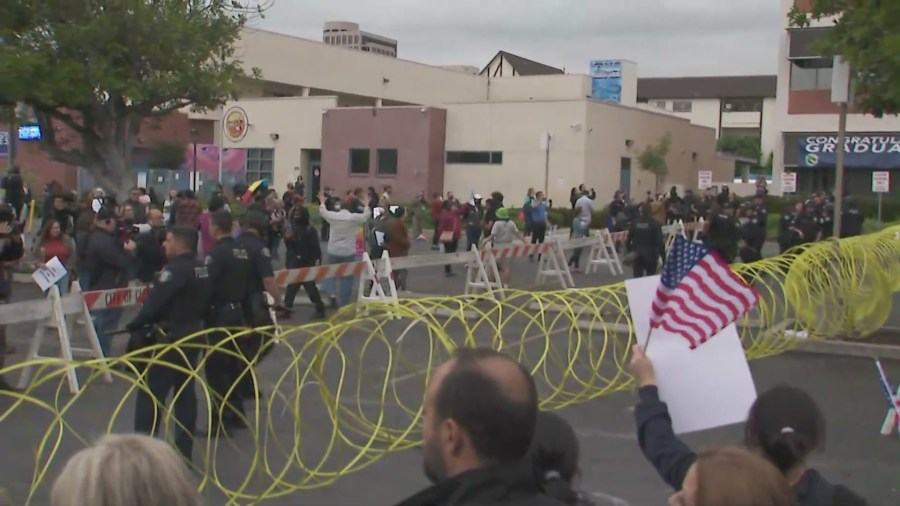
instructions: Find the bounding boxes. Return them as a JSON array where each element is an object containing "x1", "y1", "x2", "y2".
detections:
[
  {"x1": 0, "y1": 131, "x2": 7, "y2": 158},
  {"x1": 18, "y1": 125, "x2": 41, "y2": 141},
  {"x1": 800, "y1": 135, "x2": 900, "y2": 170},
  {"x1": 589, "y1": 60, "x2": 622, "y2": 103}
]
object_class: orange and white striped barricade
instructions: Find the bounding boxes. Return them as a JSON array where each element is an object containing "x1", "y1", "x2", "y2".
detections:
[
  {"x1": 464, "y1": 245, "x2": 503, "y2": 298},
  {"x1": 274, "y1": 259, "x2": 369, "y2": 289},
  {"x1": 356, "y1": 251, "x2": 399, "y2": 315},
  {"x1": 881, "y1": 383, "x2": 900, "y2": 437},
  {"x1": 691, "y1": 218, "x2": 705, "y2": 244},
  {"x1": 663, "y1": 220, "x2": 688, "y2": 255},
  {"x1": 12, "y1": 286, "x2": 113, "y2": 394},
  {"x1": 533, "y1": 239, "x2": 576, "y2": 289},
  {"x1": 585, "y1": 230, "x2": 625, "y2": 277}
]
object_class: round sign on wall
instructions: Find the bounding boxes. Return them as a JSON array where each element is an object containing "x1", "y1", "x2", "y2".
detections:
[{"x1": 223, "y1": 107, "x2": 249, "y2": 142}]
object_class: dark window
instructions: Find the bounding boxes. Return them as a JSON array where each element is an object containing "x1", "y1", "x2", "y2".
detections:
[
  {"x1": 349, "y1": 148, "x2": 370, "y2": 175},
  {"x1": 377, "y1": 148, "x2": 398, "y2": 175},
  {"x1": 790, "y1": 64, "x2": 832, "y2": 91},
  {"x1": 246, "y1": 149, "x2": 274, "y2": 182},
  {"x1": 721, "y1": 98, "x2": 764, "y2": 112},
  {"x1": 672, "y1": 100, "x2": 692, "y2": 113},
  {"x1": 445, "y1": 151, "x2": 503, "y2": 165}
]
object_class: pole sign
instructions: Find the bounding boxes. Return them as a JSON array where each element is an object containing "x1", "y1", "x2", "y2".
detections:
[
  {"x1": 799, "y1": 135, "x2": 900, "y2": 170},
  {"x1": 781, "y1": 172, "x2": 797, "y2": 193},
  {"x1": 873, "y1": 171, "x2": 890, "y2": 193},
  {"x1": 697, "y1": 171, "x2": 712, "y2": 190}
]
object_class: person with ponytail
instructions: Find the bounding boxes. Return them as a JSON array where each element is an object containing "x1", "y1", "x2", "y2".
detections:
[
  {"x1": 530, "y1": 411, "x2": 629, "y2": 506},
  {"x1": 629, "y1": 346, "x2": 867, "y2": 506}
]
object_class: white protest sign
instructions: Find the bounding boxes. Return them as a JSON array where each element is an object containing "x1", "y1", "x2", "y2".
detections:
[
  {"x1": 781, "y1": 172, "x2": 797, "y2": 193},
  {"x1": 873, "y1": 171, "x2": 890, "y2": 193},
  {"x1": 697, "y1": 171, "x2": 712, "y2": 190},
  {"x1": 32, "y1": 257, "x2": 68, "y2": 292},
  {"x1": 625, "y1": 275, "x2": 757, "y2": 434}
]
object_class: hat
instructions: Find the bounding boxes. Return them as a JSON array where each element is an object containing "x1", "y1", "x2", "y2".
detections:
[
  {"x1": 495, "y1": 207, "x2": 510, "y2": 220},
  {"x1": 474, "y1": 194, "x2": 482, "y2": 200}
]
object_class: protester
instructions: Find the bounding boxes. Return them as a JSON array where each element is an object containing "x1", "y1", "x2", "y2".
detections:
[
  {"x1": 385, "y1": 206, "x2": 411, "y2": 291},
  {"x1": 317, "y1": 191, "x2": 368, "y2": 308},
  {"x1": 33, "y1": 219, "x2": 76, "y2": 295},
  {"x1": 531, "y1": 411, "x2": 629, "y2": 506},
  {"x1": 481, "y1": 207, "x2": 526, "y2": 288},
  {"x1": 437, "y1": 201, "x2": 462, "y2": 277},
  {"x1": 50, "y1": 434, "x2": 201, "y2": 506},
  {"x1": 394, "y1": 347, "x2": 563, "y2": 506},
  {"x1": 629, "y1": 345, "x2": 867, "y2": 506}
]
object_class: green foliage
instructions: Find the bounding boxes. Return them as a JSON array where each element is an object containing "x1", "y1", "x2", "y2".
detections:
[
  {"x1": 637, "y1": 133, "x2": 672, "y2": 191},
  {"x1": 717, "y1": 135, "x2": 762, "y2": 162},
  {"x1": 147, "y1": 142, "x2": 187, "y2": 171},
  {"x1": 0, "y1": 0, "x2": 270, "y2": 192},
  {"x1": 789, "y1": 0, "x2": 900, "y2": 117}
]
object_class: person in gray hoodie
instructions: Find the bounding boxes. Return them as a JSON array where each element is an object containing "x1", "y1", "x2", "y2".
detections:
[{"x1": 317, "y1": 191, "x2": 368, "y2": 308}]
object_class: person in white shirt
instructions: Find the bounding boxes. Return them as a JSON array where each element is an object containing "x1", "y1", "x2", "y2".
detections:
[
  {"x1": 317, "y1": 192, "x2": 368, "y2": 308},
  {"x1": 568, "y1": 187, "x2": 595, "y2": 271}
]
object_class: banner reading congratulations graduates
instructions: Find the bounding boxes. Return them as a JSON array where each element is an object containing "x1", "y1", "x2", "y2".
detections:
[{"x1": 800, "y1": 135, "x2": 900, "y2": 170}]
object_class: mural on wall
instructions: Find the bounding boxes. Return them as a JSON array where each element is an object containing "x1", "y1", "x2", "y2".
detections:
[{"x1": 183, "y1": 144, "x2": 248, "y2": 188}]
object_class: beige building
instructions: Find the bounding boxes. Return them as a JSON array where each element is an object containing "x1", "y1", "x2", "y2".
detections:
[
  {"x1": 322, "y1": 21, "x2": 398, "y2": 57},
  {"x1": 188, "y1": 28, "x2": 737, "y2": 203}
]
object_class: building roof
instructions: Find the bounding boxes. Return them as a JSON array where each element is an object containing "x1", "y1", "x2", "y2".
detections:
[
  {"x1": 637, "y1": 75, "x2": 777, "y2": 100},
  {"x1": 480, "y1": 51, "x2": 564, "y2": 76}
]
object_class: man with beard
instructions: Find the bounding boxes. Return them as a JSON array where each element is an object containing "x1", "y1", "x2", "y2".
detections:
[{"x1": 394, "y1": 348, "x2": 564, "y2": 506}]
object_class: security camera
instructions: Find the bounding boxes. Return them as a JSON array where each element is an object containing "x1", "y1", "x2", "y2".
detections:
[{"x1": 269, "y1": 133, "x2": 280, "y2": 141}]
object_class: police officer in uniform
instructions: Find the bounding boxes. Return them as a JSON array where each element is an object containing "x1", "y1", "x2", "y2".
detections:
[
  {"x1": 739, "y1": 206, "x2": 766, "y2": 263},
  {"x1": 840, "y1": 198, "x2": 865, "y2": 237},
  {"x1": 704, "y1": 202, "x2": 741, "y2": 263},
  {"x1": 126, "y1": 226, "x2": 212, "y2": 462},
  {"x1": 203, "y1": 210, "x2": 253, "y2": 432},
  {"x1": 789, "y1": 203, "x2": 820, "y2": 247},
  {"x1": 627, "y1": 203, "x2": 666, "y2": 278},
  {"x1": 237, "y1": 210, "x2": 285, "y2": 399},
  {"x1": 778, "y1": 203, "x2": 799, "y2": 253}
]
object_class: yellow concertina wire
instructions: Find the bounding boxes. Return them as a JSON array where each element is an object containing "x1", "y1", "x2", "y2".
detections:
[{"x1": 1, "y1": 225, "x2": 899, "y2": 505}]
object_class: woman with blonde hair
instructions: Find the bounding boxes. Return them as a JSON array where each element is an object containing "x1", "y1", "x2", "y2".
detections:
[
  {"x1": 50, "y1": 434, "x2": 201, "y2": 506},
  {"x1": 670, "y1": 445, "x2": 795, "y2": 506}
]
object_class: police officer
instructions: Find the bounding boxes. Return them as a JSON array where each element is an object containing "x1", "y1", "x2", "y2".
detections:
[
  {"x1": 789, "y1": 203, "x2": 820, "y2": 247},
  {"x1": 739, "y1": 206, "x2": 766, "y2": 263},
  {"x1": 819, "y1": 205, "x2": 835, "y2": 239},
  {"x1": 778, "y1": 202, "x2": 799, "y2": 253},
  {"x1": 627, "y1": 203, "x2": 666, "y2": 278},
  {"x1": 237, "y1": 210, "x2": 285, "y2": 399},
  {"x1": 0, "y1": 205, "x2": 24, "y2": 391},
  {"x1": 203, "y1": 210, "x2": 253, "y2": 432},
  {"x1": 126, "y1": 226, "x2": 211, "y2": 462},
  {"x1": 704, "y1": 202, "x2": 740, "y2": 263},
  {"x1": 840, "y1": 198, "x2": 865, "y2": 238}
]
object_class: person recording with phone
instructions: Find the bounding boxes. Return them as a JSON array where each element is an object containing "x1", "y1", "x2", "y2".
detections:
[
  {"x1": 0, "y1": 205, "x2": 25, "y2": 391},
  {"x1": 84, "y1": 206, "x2": 137, "y2": 357}
]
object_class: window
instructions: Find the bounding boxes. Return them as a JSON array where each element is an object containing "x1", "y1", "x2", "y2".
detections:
[
  {"x1": 377, "y1": 148, "x2": 398, "y2": 175},
  {"x1": 672, "y1": 100, "x2": 692, "y2": 113},
  {"x1": 653, "y1": 100, "x2": 667, "y2": 109},
  {"x1": 245, "y1": 149, "x2": 274, "y2": 182},
  {"x1": 721, "y1": 98, "x2": 763, "y2": 112},
  {"x1": 349, "y1": 148, "x2": 370, "y2": 175},
  {"x1": 445, "y1": 151, "x2": 503, "y2": 165},
  {"x1": 790, "y1": 63, "x2": 833, "y2": 91}
]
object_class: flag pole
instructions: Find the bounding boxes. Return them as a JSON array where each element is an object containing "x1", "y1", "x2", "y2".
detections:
[{"x1": 643, "y1": 328, "x2": 654, "y2": 351}]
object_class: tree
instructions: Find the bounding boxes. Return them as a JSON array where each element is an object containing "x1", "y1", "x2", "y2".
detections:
[
  {"x1": 0, "y1": 0, "x2": 271, "y2": 193},
  {"x1": 147, "y1": 142, "x2": 187, "y2": 171},
  {"x1": 789, "y1": 0, "x2": 900, "y2": 117},
  {"x1": 716, "y1": 135, "x2": 762, "y2": 163},
  {"x1": 638, "y1": 133, "x2": 672, "y2": 192}
]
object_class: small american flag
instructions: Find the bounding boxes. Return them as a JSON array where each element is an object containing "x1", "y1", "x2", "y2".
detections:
[{"x1": 650, "y1": 235, "x2": 758, "y2": 349}]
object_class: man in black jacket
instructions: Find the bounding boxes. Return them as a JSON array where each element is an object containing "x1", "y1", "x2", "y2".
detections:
[
  {"x1": 282, "y1": 206, "x2": 325, "y2": 318},
  {"x1": 0, "y1": 205, "x2": 24, "y2": 391},
  {"x1": 85, "y1": 206, "x2": 136, "y2": 356},
  {"x1": 627, "y1": 203, "x2": 666, "y2": 279},
  {"x1": 133, "y1": 209, "x2": 167, "y2": 283},
  {"x1": 395, "y1": 348, "x2": 565, "y2": 506}
]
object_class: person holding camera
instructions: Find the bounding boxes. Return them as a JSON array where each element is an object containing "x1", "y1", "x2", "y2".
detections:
[
  {"x1": 125, "y1": 226, "x2": 212, "y2": 462},
  {"x1": 0, "y1": 205, "x2": 24, "y2": 391},
  {"x1": 133, "y1": 209, "x2": 168, "y2": 284},
  {"x1": 84, "y1": 206, "x2": 137, "y2": 357}
]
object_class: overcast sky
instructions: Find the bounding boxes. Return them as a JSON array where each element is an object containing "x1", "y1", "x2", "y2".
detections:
[{"x1": 254, "y1": 0, "x2": 784, "y2": 77}]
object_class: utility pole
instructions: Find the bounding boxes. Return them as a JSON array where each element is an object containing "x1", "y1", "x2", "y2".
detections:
[{"x1": 831, "y1": 56, "x2": 852, "y2": 238}]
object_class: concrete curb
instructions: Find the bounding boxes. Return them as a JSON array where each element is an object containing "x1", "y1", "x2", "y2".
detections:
[{"x1": 795, "y1": 339, "x2": 900, "y2": 360}]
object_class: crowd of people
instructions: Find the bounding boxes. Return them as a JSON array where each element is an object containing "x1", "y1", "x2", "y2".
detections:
[{"x1": 29, "y1": 346, "x2": 867, "y2": 506}]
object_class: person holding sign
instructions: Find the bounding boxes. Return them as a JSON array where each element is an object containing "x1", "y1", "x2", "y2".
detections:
[
  {"x1": 33, "y1": 219, "x2": 75, "y2": 294},
  {"x1": 629, "y1": 346, "x2": 868, "y2": 506}
]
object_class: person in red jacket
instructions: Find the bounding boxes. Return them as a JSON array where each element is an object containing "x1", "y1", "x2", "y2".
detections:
[
  {"x1": 430, "y1": 193, "x2": 443, "y2": 249},
  {"x1": 437, "y1": 201, "x2": 462, "y2": 277}
]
